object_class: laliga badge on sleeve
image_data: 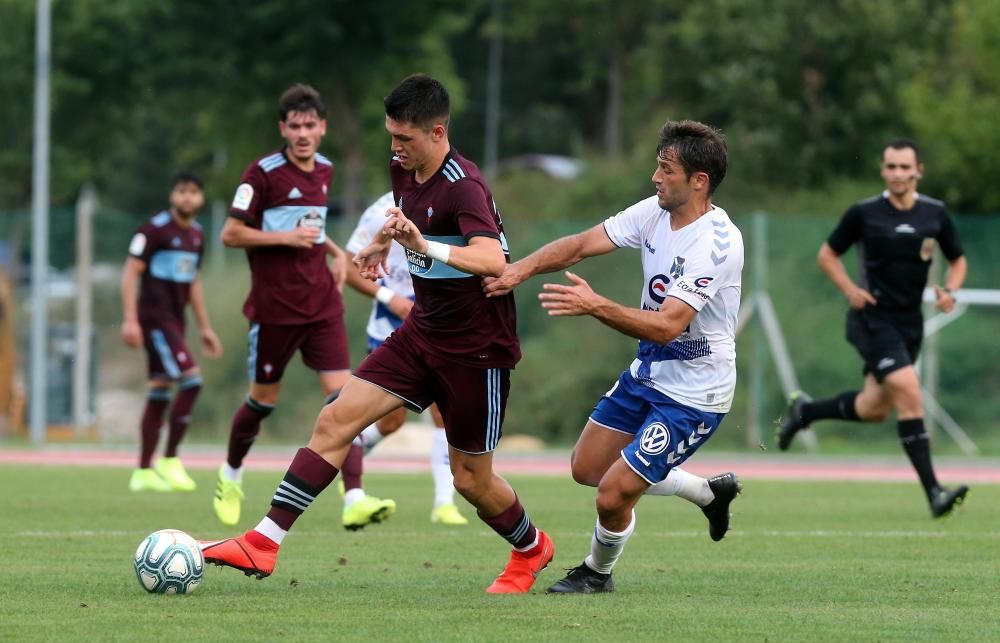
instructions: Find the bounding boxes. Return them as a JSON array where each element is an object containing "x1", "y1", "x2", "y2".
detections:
[
  {"x1": 232, "y1": 183, "x2": 254, "y2": 210},
  {"x1": 128, "y1": 233, "x2": 147, "y2": 256}
]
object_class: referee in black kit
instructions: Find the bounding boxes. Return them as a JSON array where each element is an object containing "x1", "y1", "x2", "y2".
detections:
[{"x1": 777, "y1": 138, "x2": 969, "y2": 518}]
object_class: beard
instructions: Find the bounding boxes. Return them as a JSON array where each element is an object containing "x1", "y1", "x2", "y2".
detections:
[{"x1": 657, "y1": 194, "x2": 684, "y2": 211}]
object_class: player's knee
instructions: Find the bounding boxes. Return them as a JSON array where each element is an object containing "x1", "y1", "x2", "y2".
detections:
[
  {"x1": 451, "y1": 468, "x2": 482, "y2": 502},
  {"x1": 569, "y1": 458, "x2": 601, "y2": 487},
  {"x1": 888, "y1": 386, "x2": 922, "y2": 416},
  {"x1": 179, "y1": 373, "x2": 203, "y2": 392},
  {"x1": 451, "y1": 465, "x2": 491, "y2": 503},
  {"x1": 595, "y1": 486, "x2": 627, "y2": 518},
  {"x1": 860, "y1": 399, "x2": 892, "y2": 422},
  {"x1": 252, "y1": 390, "x2": 280, "y2": 406},
  {"x1": 868, "y1": 407, "x2": 891, "y2": 422},
  {"x1": 314, "y1": 403, "x2": 354, "y2": 447}
]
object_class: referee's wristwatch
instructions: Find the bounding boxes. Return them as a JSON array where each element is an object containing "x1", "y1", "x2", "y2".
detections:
[{"x1": 942, "y1": 287, "x2": 956, "y2": 300}]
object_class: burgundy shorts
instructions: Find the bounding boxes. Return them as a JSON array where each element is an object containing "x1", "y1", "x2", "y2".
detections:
[
  {"x1": 353, "y1": 330, "x2": 510, "y2": 454},
  {"x1": 142, "y1": 320, "x2": 196, "y2": 380},
  {"x1": 247, "y1": 316, "x2": 350, "y2": 384}
]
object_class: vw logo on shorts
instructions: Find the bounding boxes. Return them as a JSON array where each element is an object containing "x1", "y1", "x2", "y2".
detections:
[{"x1": 639, "y1": 422, "x2": 670, "y2": 455}]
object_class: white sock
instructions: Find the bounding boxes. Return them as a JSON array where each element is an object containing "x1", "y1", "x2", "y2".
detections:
[
  {"x1": 645, "y1": 468, "x2": 714, "y2": 506},
  {"x1": 360, "y1": 424, "x2": 384, "y2": 450},
  {"x1": 513, "y1": 530, "x2": 539, "y2": 553},
  {"x1": 584, "y1": 511, "x2": 635, "y2": 574},
  {"x1": 223, "y1": 463, "x2": 243, "y2": 483},
  {"x1": 431, "y1": 428, "x2": 454, "y2": 508},
  {"x1": 254, "y1": 517, "x2": 286, "y2": 546},
  {"x1": 344, "y1": 488, "x2": 365, "y2": 507}
]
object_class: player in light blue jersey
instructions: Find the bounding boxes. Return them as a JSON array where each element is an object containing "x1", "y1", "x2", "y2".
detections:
[
  {"x1": 343, "y1": 192, "x2": 468, "y2": 525},
  {"x1": 485, "y1": 120, "x2": 744, "y2": 593}
]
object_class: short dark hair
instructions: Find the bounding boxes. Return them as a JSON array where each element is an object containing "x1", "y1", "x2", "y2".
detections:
[
  {"x1": 171, "y1": 170, "x2": 203, "y2": 190},
  {"x1": 882, "y1": 137, "x2": 920, "y2": 163},
  {"x1": 384, "y1": 74, "x2": 450, "y2": 129},
  {"x1": 279, "y1": 84, "x2": 326, "y2": 121},
  {"x1": 656, "y1": 120, "x2": 728, "y2": 194}
]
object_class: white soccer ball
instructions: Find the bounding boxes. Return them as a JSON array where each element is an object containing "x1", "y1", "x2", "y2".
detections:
[{"x1": 133, "y1": 529, "x2": 204, "y2": 595}]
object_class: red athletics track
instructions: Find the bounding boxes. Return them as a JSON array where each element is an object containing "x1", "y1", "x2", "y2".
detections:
[{"x1": 2, "y1": 447, "x2": 1000, "y2": 483}]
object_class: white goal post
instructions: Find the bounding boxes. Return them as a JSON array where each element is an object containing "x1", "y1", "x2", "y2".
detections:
[{"x1": 919, "y1": 287, "x2": 1000, "y2": 455}]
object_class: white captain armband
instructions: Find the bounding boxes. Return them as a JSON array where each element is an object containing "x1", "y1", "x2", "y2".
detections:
[{"x1": 375, "y1": 287, "x2": 395, "y2": 305}]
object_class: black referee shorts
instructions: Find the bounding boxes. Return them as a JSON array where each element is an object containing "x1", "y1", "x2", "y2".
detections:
[{"x1": 845, "y1": 309, "x2": 923, "y2": 382}]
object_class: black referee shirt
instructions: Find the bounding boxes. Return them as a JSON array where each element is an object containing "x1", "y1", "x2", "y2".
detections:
[{"x1": 827, "y1": 192, "x2": 964, "y2": 313}]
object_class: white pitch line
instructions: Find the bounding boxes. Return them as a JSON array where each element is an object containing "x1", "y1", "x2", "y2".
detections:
[{"x1": 16, "y1": 530, "x2": 144, "y2": 537}]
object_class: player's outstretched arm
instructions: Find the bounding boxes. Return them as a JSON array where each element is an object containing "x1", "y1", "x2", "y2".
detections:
[
  {"x1": 539, "y1": 271, "x2": 697, "y2": 343},
  {"x1": 343, "y1": 250, "x2": 413, "y2": 319},
  {"x1": 817, "y1": 242, "x2": 876, "y2": 309},
  {"x1": 220, "y1": 216, "x2": 319, "y2": 250},
  {"x1": 120, "y1": 257, "x2": 145, "y2": 349},
  {"x1": 383, "y1": 207, "x2": 507, "y2": 277},
  {"x1": 484, "y1": 223, "x2": 616, "y2": 297}
]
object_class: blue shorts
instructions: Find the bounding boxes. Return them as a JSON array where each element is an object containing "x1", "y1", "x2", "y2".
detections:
[{"x1": 590, "y1": 370, "x2": 725, "y2": 485}]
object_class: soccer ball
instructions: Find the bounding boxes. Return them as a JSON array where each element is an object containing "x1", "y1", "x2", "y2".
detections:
[{"x1": 133, "y1": 529, "x2": 204, "y2": 594}]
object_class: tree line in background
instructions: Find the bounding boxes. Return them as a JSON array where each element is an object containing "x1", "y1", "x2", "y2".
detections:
[{"x1": 1, "y1": 0, "x2": 1000, "y2": 217}]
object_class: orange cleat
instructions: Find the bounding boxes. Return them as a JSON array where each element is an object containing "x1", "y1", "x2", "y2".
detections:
[
  {"x1": 200, "y1": 531, "x2": 278, "y2": 580},
  {"x1": 485, "y1": 529, "x2": 554, "y2": 594}
]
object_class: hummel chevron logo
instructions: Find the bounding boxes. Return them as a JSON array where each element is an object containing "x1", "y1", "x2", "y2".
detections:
[
  {"x1": 714, "y1": 239, "x2": 731, "y2": 251},
  {"x1": 712, "y1": 220, "x2": 726, "y2": 227},
  {"x1": 665, "y1": 422, "x2": 715, "y2": 464},
  {"x1": 714, "y1": 229, "x2": 730, "y2": 239},
  {"x1": 711, "y1": 251, "x2": 728, "y2": 265}
]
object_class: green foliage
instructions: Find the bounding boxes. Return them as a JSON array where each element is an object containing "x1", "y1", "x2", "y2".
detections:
[
  {"x1": 5, "y1": 0, "x2": 1000, "y2": 212},
  {"x1": 2, "y1": 465, "x2": 998, "y2": 641},
  {"x1": 903, "y1": 0, "x2": 1000, "y2": 211},
  {"x1": 649, "y1": 0, "x2": 951, "y2": 189},
  {"x1": 0, "y1": 0, "x2": 34, "y2": 206}
]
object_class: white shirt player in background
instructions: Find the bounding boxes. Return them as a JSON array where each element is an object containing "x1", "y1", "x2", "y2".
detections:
[
  {"x1": 343, "y1": 191, "x2": 469, "y2": 526},
  {"x1": 484, "y1": 120, "x2": 744, "y2": 593}
]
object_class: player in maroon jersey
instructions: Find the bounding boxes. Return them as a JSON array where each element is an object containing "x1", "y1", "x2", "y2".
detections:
[
  {"x1": 121, "y1": 171, "x2": 223, "y2": 493},
  {"x1": 212, "y1": 84, "x2": 395, "y2": 529},
  {"x1": 202, "y1": 75, "x2": 553, "y2": 594}
]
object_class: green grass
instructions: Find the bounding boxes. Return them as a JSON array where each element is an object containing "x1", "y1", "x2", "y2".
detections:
[{"x1": 2, "y1": 466, "x2": 998, "y2": 641}]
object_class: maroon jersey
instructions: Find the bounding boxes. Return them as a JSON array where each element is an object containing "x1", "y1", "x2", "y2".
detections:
[
  {"x1": 390, "y1": 149, "x2": 520, "y2": 368},
  {"x1": 128, "y1": 211, "x2": 204, "y2": 325},
  {"x1": 229, "y1": 148, "x2": 343, "y2": 325}
]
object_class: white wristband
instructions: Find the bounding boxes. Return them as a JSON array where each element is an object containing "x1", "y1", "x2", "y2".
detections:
[
  {"x1": 375, "y1": 286, "x2": 395, "y2": 305},
  {"x1": 425, "y1": 241, "x2": 451, "y2": 264}
]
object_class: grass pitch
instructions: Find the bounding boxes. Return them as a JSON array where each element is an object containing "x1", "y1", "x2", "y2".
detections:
[{"x1": 1, "y1": 465, "x2": 997, "y2": 641}]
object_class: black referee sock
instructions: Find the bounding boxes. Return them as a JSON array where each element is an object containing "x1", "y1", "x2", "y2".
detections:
[
  {"x1": 801, "y1": 391, "x2": 861, "y2": 424},
  {"x1": 898, "y1": 418, "x2": 940, "y2": 499}
]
